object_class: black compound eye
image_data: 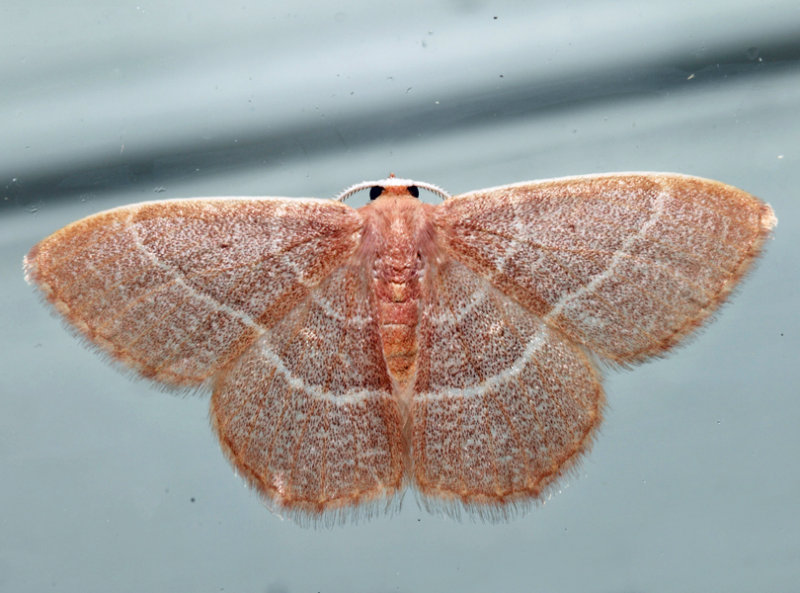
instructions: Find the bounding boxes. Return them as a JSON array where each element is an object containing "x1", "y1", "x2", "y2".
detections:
[
  {"x1": 369, "y1": 186, "x2": 384, "y2": 200},
  {"x1": 407, "y1": 185, "x2": 419, "y2": 198}
]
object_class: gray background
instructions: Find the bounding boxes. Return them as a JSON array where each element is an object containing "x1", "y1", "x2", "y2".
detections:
[{"x1": 2, "y1": 1, "x2": 798, "y2": 592}]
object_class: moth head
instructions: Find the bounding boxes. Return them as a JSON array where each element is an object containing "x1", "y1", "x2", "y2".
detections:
[
  {"x1": 336, "y1": 174, "x2": 449, "y2": 202},
  {"x1": 368, "y1": 183, "x2": 420, "y2": 200}
]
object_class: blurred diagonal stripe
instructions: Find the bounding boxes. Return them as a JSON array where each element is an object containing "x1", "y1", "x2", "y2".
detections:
[{"x1": 2, "y1": 0, "x2": 799, "y2": 206}]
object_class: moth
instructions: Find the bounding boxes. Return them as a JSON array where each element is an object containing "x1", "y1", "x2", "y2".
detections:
[{"x1": 24, "y1": 173, "x2": 776, "y2": 522}]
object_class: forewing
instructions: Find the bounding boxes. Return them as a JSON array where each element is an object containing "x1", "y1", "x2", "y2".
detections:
[
  {"x1": 211, "y1": 258, "x2": 405, "y2": 517},
  {"x1": 24, "y1": 198, "x2": 362, "y2": 386},
  {"x1": 434, "y1": 173, "x2": 776, "y2": 363},
  {"x1": 411, "y1": 257, "x2": 603, "y2": 514}
]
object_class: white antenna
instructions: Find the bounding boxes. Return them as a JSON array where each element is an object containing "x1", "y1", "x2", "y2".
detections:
[{"x1": 335, "y1": 176, "x2": 451, "y2": 202}]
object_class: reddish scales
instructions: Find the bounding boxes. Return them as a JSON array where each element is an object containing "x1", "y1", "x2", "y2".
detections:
[{"x1": 24, "y1": 173, "x2": 776, "y2": 521}]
